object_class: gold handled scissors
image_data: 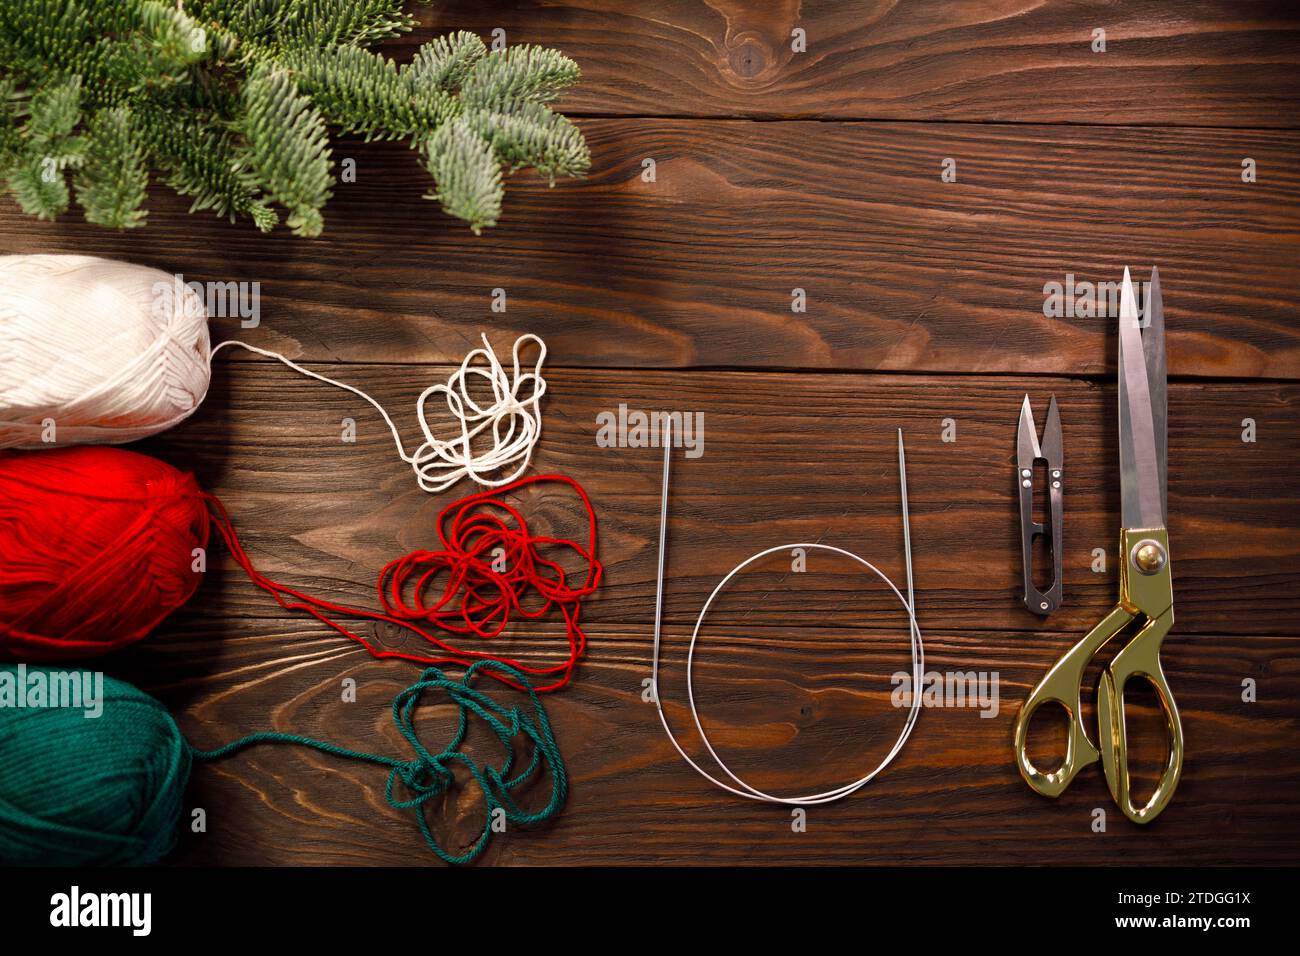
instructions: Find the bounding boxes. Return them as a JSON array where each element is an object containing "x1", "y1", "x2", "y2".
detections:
[{"x1": 1013, "y1": 266, "x2": 1182, "y2": 824}]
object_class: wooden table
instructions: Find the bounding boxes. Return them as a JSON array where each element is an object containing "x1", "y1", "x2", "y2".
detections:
[{"x1": 3, "y1": 1, "x2": 1298, "y2": 866}]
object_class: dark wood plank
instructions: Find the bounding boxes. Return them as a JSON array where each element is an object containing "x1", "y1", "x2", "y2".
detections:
[
  {"x1": 3, "y1": 0, "x2": 1296, "y2": 871},
  {"x1": 124, "y1": 365, "x2": 1300, "y2": 639},
  {"x1": 5, "y1": 121, "x2": 1298, "y2": 377},
  {"x1": 108, "y1": 618, "x2": 1297, "y2": 865},
  {"x1": 406, "y1": 1, "x2": 1300, "y2": 127}
]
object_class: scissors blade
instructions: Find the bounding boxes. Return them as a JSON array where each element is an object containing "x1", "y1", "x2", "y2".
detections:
[
  {"x1": 1144, "y1": 266, "x2": 1168, "y2": 525},
  {"x1": 1041, "y1": 394, "x2": 1062, "y2": 468},
  {"x1": 1018, "y1": 393, "x2": 1041, "y2": 465},
  {"x1": 1118, "y1": 268, "x2": 1164, "y2": 529}
]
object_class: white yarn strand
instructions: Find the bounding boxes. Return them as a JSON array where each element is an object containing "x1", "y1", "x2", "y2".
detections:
[
  {"x1": 211, "y1": 332, "x2": 546, "y2": 493},
  {"x1": 651, "y1": 420, "x2": 924, "y2": 806}
]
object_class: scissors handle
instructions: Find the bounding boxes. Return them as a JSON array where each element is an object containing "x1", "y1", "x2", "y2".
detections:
[
  {"x1": 1098, "y1": 605, "x2": 1183, "y2": 824},
  {"x1": 1013, "y1": 605, "x2": 1133, "y2": 797}
]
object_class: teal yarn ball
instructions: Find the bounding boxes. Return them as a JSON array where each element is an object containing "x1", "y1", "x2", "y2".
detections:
[{"x1": 0, "y1": 665, "x2": 190, "y2": 865}]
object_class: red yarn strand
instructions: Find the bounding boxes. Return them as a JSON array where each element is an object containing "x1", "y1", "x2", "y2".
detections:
[{"x1": 200, "y1": 475, "x2": 602, "y2": 692}]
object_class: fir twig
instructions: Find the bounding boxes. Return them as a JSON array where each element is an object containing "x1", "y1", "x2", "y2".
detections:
[
  {"x1": 0, "y1": 0, "x2": 588, "y2": 235},
  {"x1": 75, "y1": 105, "x2": 149, "y2": 228}
]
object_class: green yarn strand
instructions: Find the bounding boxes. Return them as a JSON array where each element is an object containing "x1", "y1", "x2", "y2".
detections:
[{"x1": 190, "y1": 661, "x2": 567, "y2": 865}]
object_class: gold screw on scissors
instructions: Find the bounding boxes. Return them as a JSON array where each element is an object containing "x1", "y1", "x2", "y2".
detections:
[{"x1": 1012, "y1": 266, "x2": 1183, "y2": 825}]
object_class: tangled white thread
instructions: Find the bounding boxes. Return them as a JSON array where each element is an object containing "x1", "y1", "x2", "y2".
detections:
[
  {"x1": 408, "y1": 333, "x2": 546, "y2": 491},
  {"x1": 211, "y1": 333, "x2": 546, "y2": 493}
]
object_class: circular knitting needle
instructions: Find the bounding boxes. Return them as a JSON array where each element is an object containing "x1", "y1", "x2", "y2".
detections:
[{"x1": 650, "y1": 419, "x2": 923, "y2": 804}]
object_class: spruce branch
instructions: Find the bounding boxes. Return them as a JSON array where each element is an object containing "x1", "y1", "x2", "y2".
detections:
[
  {"x1": 274, "y1": 1, "x2": 417, "y2": 49},
  {"x1": 132, "y1": 0, "x2": 209, "y2": 74},
  {"x1": 404, "y1": 30, "x2": 486, "y2": 94},
  {"x1": 195, "y1": 0, "x2": 416, "y2": 50},
  {"x1": 0, "y1": 1, "x2": 588, "y2": 235},
  {"x1": 75, "y1": 105, "x2": 149, "y2": 228},
  {"x1": 5, "y1": 75, "x2": 84, "y2": 220},
  {"x1": 28, "y1": 76, "x2": 81, "y2": 141},
  {"x1": 277, "y1": 44, "x2": 456, "y2": 141},
  {"x1": 464, "y1": 99, "x2": 590, "y2": 181},
  {"x1": 461, "y1": 45, "x2": 583, "y2": 108},
  {"x1": 8, "y1": 157, "x2": 71, "y2": 220},
  {"x1": 232, "y1": 65, "x2": 332, "y2": 237},
  {"x1": 144, "y1": 104, "x2": 278, "y2": 231},
  {"x1": 0, "y1": 78, "x2": 25, "y2": 164},
  {"x1": 421, "y1": 118, "x2": 502, "y2": 234}
]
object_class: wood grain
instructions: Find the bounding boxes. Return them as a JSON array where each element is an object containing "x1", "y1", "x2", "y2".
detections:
[
  {"x1": 111, "y1": 359, "x2": 1300, "y2": 865},
  {"x1": 5, "y1": 121, "x2": 1298, "y2": 377},
  {"x1": 113, "y1": 617, "x2": 1297, "y2": 866},
  {"x1": 1, "y1": 1, "x2": 1296, "y2": 869},
  {"x1": 133, "y1": 366, "x2": 1300, "y2": 640},
  {"x1": 400, "y1": 1, "x2": 1300, "y2": 127}
]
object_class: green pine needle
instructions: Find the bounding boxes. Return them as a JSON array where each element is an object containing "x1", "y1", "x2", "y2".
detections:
[
  {"x1": 276, "y1": 1, "x2": 417, "y2": 49},
  {"x1": 233, "y1": 66, "x2": 332, "y2": 237},
  {"x1": 421, "y1": 119, "x2": 502, "y2": 235},
  {"x1": 0, "y1": 77, "x2": 27, "y2": 163},
  {"x1": 278, "y1": 43, "x2": 455, "y2": 141},
  {"x1": 404, "y1": 31, "x2": 486, "y2": 94},
  {"x1": 8, "y1": 156, "x2": 70, "y2": 220},
  {"x1": 28, "y1": 76, "x2": 81, "y2": 140},
  {"x1": 145, "y1": 104, "x2": 277, "y2": 230},
  {"x1": 0, "y1": 1, "x2": 587, "y2": 235},
  {"x1": 133, "y1": 0, "x2": 209, "y2": 74},
  {"x1": 461, "y1": 46, "x2": 582, "y2": 108},
  {"x1": 465, "y1": 99, "x2": 590, "y2": 181},
  {"x1": 75, "y1": 105, "x2": 149, "y2": 228}
]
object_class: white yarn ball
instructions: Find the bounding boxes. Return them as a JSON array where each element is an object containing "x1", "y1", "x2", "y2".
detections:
[{"x1": 0, "y1": 254, "x2": 211, "y2": 449}]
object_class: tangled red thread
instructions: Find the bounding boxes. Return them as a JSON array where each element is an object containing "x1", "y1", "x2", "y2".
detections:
[{"x1": 205, "y1": 474, "x2": 601, "y2": 692}]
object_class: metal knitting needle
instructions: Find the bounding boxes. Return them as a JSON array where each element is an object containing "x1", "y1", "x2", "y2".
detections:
[
  {"x1": 897, "y1": 427, "x2": 915, "y2": 619},
  {"x1": 651, "y1": 416, "x2": 673, "y2": 699}
]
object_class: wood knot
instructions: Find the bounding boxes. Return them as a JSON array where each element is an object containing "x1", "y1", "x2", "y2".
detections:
[
  {"x1": 727, "y1": 36, "x2": 770, "y2": 80},
  {"x1": 709, "y1": 0, "x2": 800, "y2": 86}
]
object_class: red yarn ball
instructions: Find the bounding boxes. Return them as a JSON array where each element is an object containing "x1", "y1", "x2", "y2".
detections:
[{"x1": 0, "y1": 447, "x2": 209, "y2": 660}]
